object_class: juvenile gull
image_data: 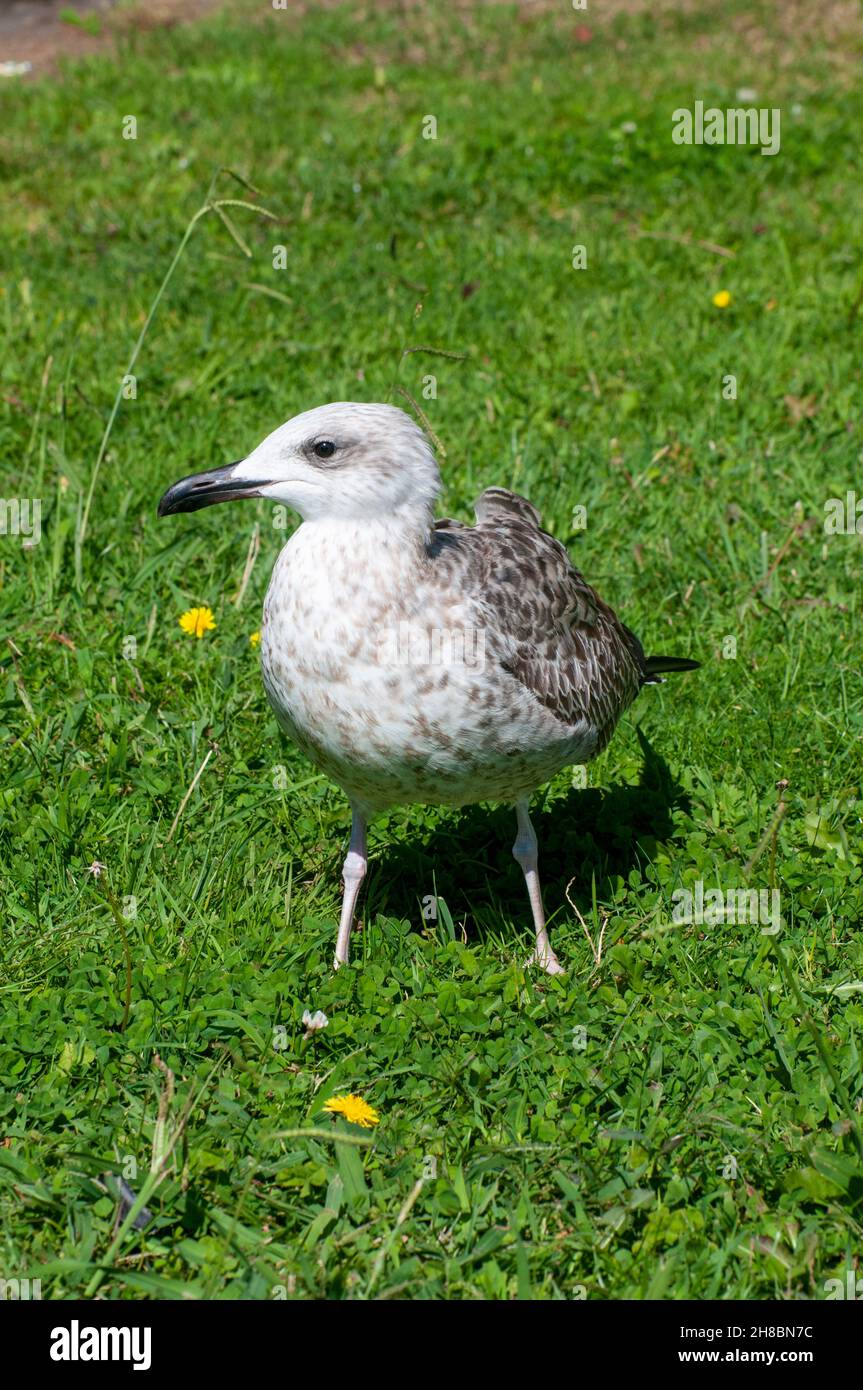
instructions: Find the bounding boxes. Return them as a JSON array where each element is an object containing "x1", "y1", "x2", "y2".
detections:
[{"x1": 158, "y1": 403, "x2": 698, "y2": 974}]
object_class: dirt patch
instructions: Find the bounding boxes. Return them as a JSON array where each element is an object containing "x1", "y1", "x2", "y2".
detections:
[
  {"x1": 2, "y1": 0, "x2": 862, "y2": 86},
  {"x1": 0, "y1": 0, "x2": 223, "y2": 79}
]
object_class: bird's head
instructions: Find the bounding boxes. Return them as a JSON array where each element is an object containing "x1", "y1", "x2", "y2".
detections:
[{"x1": 157, "y1": 402, "x2": 441, "y2": 525}]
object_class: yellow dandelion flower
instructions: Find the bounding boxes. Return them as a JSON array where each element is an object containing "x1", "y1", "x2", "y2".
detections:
[
  {"x1": 249, "y1": 630, "x2": 261, "y2": 647},
  {"x1": 323, "y1": 1093, "x2": 380, "y2": 1128},
  {"x1": 179, "y1": 606, "x2": 216, "y2": 638},
  {"x1": 712, "y1": 290, "x2": 731, "y2": 309}
]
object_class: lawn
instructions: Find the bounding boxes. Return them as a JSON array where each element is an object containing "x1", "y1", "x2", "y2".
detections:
[{"x1": 1, "y1": 0, "x2": 862, "y2": 1300}]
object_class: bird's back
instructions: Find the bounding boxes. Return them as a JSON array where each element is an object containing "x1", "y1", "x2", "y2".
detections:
[{"x1": 430, "y1": 486, "x2": 647, "y2": 754}]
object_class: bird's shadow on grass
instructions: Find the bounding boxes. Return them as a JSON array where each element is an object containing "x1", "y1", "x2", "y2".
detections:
[{"x1": 365, "y1": 728, "x2": 693, "y2": 951}]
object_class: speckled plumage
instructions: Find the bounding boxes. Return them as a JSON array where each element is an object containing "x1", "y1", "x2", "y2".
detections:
[
  {"x1": 259, "y1": 484, "x2": 646, "y2": 816},
  {"x1": 158, "y1": 401, "x2": 698, "y2": 973}
]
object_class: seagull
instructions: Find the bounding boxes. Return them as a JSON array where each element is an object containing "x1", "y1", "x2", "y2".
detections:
[{"x1": 158, "y1": 402, "x2": 698, "y2": 974}]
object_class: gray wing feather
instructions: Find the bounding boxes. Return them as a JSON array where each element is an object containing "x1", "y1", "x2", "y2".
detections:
[{"x1": 431, "y1": 487, "x2": 645, "y2": 744}]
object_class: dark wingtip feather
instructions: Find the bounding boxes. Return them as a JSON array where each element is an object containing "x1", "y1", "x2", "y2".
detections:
[{"x1": 643, "y1": 655, "x2": 701, "y2": 680}]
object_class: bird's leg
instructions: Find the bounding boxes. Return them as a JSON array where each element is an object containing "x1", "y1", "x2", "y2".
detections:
[
  {"x1": 513, "y1": 798, "x2": 564, "y2": 976},
  {"x1": 334, "y1": 807, "x2": 368, "y2": 968}
]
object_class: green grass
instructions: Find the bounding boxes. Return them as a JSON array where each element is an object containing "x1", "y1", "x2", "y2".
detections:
[{"x1": 1, "y1": 0, "x2": 862, "y2": 1299}]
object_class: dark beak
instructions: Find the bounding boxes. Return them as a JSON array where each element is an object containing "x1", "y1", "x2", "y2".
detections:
[{"x1": 157, "y1": 462, "x2": 269, "y2": 517}]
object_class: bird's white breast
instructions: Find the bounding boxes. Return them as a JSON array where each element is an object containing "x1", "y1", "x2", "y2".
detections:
[{"x1": 260, "y1": 519, "x2": 593, "y2": 812}]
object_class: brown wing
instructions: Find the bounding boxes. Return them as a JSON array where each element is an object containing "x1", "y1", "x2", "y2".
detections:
[{"x1": 434, "y1": 487, "x2": 646, "y2": 745}]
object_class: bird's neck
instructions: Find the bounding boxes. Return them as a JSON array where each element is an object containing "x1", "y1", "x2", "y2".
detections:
[
  {"x1": 292, "y1": 503, "x2": 433, "y2": 576},
  {"x1": 278, "y1": 505, "x2": 433, "y2": 610}
]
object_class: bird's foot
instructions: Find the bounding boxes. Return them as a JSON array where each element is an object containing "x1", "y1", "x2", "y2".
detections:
[{"x1": 525, "y1": 944, "x2": 565, "y2": 976}]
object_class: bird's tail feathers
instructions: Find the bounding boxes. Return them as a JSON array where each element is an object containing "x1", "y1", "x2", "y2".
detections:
[{"x1": 643, "y1": 654, "x2": 700, "y2": 684}]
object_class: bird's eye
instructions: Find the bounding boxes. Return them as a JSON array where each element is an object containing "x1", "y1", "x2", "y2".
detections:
[{"x1": 313, "y1": 439, "x2": 336, "y2": 459}]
